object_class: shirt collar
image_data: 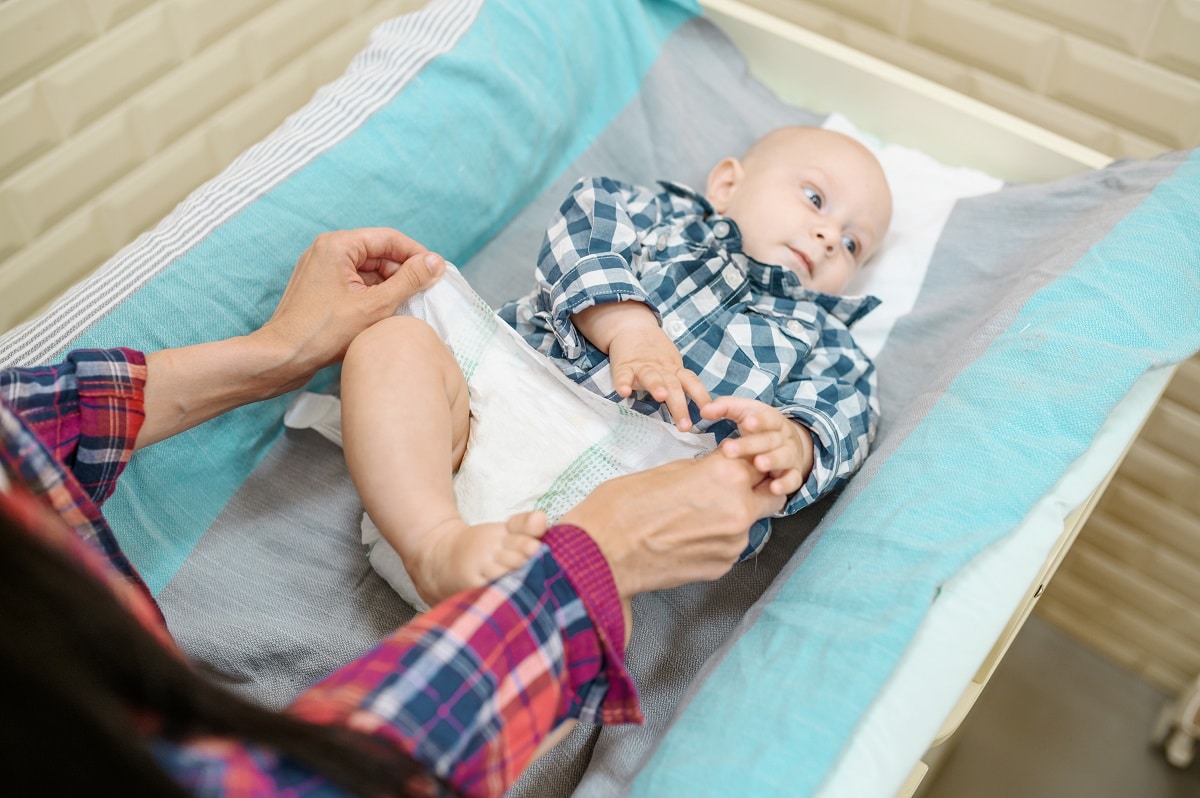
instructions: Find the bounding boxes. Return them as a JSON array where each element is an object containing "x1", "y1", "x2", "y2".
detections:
[
  {"x1": 657, "y1": 180, "x2": 881, "y2": 327},
  {"x1": 658, "y1": 179, "x2": 715, "y2": 214},
  {"x1": 741, "y1": 253, "x2": 881, "y2": 326}
]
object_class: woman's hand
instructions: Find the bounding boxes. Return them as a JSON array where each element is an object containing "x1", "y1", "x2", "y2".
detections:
[
  {"x1": 560, "y1": 454, "x2": 784, "y2": 601},
  {"x1": 257, "y1": 228, "x2": 445, "y2": 378},
  {"x1": 137, "y1": 228, "x2": 443, "y2": 449}
]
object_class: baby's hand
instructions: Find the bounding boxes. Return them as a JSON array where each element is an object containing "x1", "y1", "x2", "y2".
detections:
[
  {"x1": 700, "y1": 397, "x2": 815, "y2": 496},
  {"x1": 607, "y1": 325, "x2": 710, "y2": 431}
]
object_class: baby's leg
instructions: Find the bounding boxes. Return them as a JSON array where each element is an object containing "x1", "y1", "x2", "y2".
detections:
[{"x1": 341, "y1": 316, "x2": 544, "y2": 606}]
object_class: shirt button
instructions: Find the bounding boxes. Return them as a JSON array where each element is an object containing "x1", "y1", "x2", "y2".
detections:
[
  {"x1": 666, "y1": 318, "x2": 687, "y2": 338},
  {"x1": 656, "y1": 234, "x2": 669, "y2": 251},
  {"x1": 786, "y1": 320, "x2": 804, "y2": 335},
  {"x1": 712, "y1": 220, "x2": 730, "y2": 238}
]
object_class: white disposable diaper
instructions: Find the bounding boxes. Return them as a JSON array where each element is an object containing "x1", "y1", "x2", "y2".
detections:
[{"x1": 284, "y1": 265, "x2": 716, "y2": 611}]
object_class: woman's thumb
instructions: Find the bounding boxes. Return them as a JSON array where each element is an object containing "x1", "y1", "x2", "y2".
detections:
[{"x1": 384, "y1": 251, "x2": 444, "y2": 303}]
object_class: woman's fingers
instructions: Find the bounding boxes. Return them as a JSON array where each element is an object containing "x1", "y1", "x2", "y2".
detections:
[
  {"x1": 345, "y1": 227, "x2": 430, "y2": 274},
  {"x1": 373, "y1": 250, "x2": 444, "y2": 307},
  {"x1": 264, "y1": 228, "x2": 446, "y2": 370}
]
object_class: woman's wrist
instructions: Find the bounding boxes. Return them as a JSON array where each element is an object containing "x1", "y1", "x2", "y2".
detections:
[
  {"x1": 244, "y1": 323, "x2": 323, "y2": 398},
  {"x1": 542, "y1": 525, "x2": 629, "y2": 653}
]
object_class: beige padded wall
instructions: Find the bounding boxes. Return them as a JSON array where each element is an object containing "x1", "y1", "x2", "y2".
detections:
[
  {"x1": 0, "y1": 0, "x2": 425, "y2": 332},
  {"x1": 742, "y1": 0, "x2": 1200, "y2": 159},
  {"x1": 740, "y1": 0, "x2": 1200, "y2": 694}
]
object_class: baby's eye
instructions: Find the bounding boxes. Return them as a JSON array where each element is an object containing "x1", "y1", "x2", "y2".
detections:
[
  {"x1": 803, "y1": 187, "x2": 822, "y2": 209},
  {"x1": 842, "y1": 236, "x2": 858, "y2": 256}
]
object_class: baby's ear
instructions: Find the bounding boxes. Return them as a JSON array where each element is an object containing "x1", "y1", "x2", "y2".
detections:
[{"x1": 705, "y1": 157, "x2": 742, "y2": 213}]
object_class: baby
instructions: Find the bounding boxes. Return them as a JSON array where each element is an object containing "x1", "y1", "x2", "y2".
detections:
[{"x1": 341, "y1": 126, "x2": 892, "y2": 607}]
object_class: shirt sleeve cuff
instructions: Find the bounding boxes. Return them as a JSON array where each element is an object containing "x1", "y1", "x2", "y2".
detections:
[
  {"x1": 5, "y1": 348, "x2": 149, "y2": 506},
  {"x1": 777, "y1": 407, "x2": 840, "y2": 514},
  {"x1": 543, "y1": 524, "x2": 642, "y2": 725},
  {"x1": 547, "y1": 253, "x2": 654, "y2": 358},
  {"x1": 71, "y1": 348, "x2": 148, "y2": 504}
]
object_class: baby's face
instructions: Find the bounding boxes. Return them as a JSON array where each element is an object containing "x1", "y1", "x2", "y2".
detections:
[{"x1": 707, "y1": 128, "x2": 892, "y2": 295}]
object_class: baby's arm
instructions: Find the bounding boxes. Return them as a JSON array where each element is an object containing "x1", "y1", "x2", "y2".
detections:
[
  {"x1": 751, "y1": 336, "x2": 877, "y2": 512},
  {"x1": 704, "y1": 320, "x2": 878, "y2": 509},
  {"x1": 700, "y1": 398, "x2": 815, "y2": 496},
  {"x1": 572, "y1": 301, "x2": 710, "y2": 430},
  {"x1": 529, "y1": 177, "x2": 708, "y2": 428},
  {"x1": 527, "y1": 177, "x2": 664, "y2": 361}
]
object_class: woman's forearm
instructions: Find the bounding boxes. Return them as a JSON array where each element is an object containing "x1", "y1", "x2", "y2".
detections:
[
  {"x1": 136, "y1": 329, "x2": 311, "y2": 449},
  {"x1": 134, "y1": 228, "x2": 445, "y2": 450}
]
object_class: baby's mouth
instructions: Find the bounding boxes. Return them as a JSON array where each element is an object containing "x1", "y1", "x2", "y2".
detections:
[{"x1": 788, "y1": 246, "x2": 813, "y2": 278}]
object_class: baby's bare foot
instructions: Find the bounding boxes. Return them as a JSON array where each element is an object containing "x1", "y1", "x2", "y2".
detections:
[{"x1": 409, "y1": 511, "x2": 547, "y2": 606}]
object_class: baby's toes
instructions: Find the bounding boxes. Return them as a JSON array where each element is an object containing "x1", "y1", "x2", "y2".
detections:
[
  {"x1": 506, "y1": 510, "x2": 547, "y2": 538},
  {"x1": 481, "y1": 546, "x2": 532, "y2": 581},
  {"x1": 503, "y1": 533, "x2": 543, "y2": 563}
]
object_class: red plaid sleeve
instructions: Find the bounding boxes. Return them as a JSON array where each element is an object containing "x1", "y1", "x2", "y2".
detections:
[
  {"x1": 1, "y1": 347, "x2": 154, "y2": 603},
  {"x1": 1, "y1": 348, "x2": 147, "y2": 506},
  {"x1": 290, "y1": 525, "x2": 640, "y2": 797}
]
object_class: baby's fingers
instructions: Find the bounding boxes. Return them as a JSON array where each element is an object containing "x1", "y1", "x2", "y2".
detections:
[
  {"x1": 612, "y1": 363, "x2": 638, "y2": 398},
  {"x1": 617, "y1": 362, "x2": 669, "y2": 399},
  {"x1": 506, "y1": 510, "x2": 548, "y2": 539},
  {"x1": 667, "y1": 370, "x2": 709, "y2": 431},
  {"x1": 768, "y1": 468, "x2": 805, "y2": 496},
  {"x1": 701, "y1": 396, "x2": 778, "y2": 432},
  {"x1": 720, "y1": 429, "x2": 784, "y2": 457},
  {"x1": 622, "y1": 362, "x2": 669, "y2": 401},
  {"x1": 661, "y1": 382, "x2": 694, "y2": 431},
  {"x1": 751, "y1": 442, "x2": 801, "y2": 475},
  {"x1": 678, "y1": 369, "x2": 711, "y2": 407},
  {"x1": 720, "y1": 429, "x2": 785, "y2": 465},
  {"x1": 700, "y1": 396, "x2": 746, "y2": 424}
]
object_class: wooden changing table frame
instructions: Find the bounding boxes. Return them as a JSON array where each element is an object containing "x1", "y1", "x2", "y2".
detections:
[{"x1": 701, "y1": 1, "x2": 1173, "y2": 795}]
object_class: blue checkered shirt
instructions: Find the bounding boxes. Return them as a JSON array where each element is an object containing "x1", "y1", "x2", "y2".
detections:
[{"x1": 499, "y1": 178, "x2": 881, "y2": 555}]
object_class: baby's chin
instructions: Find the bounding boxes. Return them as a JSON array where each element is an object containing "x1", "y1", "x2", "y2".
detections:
[
  {"x1": 795, "y1": 271, "x2": 851, "y2": 295},
  {"x1": 744, "y1": 246, "x2": 805, "y2": 275},
  {"x1": 778, "y1": 258, "x2": 813, "y2": 286}
]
